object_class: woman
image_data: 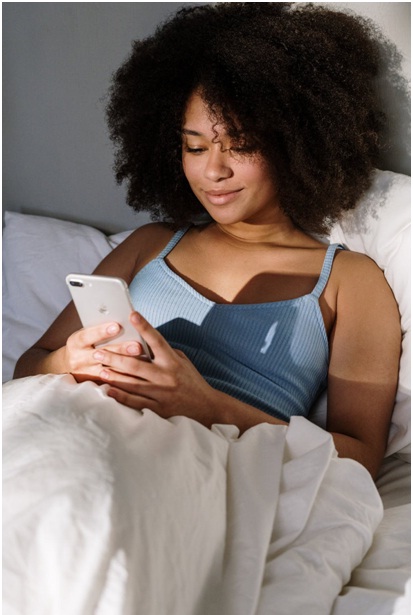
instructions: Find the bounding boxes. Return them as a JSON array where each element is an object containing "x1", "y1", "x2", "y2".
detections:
[{"x1": 14, "y1": 3, "x2": 401, "y2": 479}]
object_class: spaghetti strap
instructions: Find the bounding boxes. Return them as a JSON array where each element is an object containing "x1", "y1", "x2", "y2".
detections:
[
  {"x1": 157, "y1": 226, "x2": 191, "y2": 259},
  {"x1": 311, "y1": 243, "x2": 345, "y2": 299}
]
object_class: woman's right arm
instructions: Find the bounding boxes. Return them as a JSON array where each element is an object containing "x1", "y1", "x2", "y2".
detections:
[{"x1": 13, "y1": 223, "x2": 174, "y2": 380}]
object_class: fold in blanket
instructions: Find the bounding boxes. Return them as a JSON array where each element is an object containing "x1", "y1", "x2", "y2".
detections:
[{"x1": 3, "y1": 374, "x2": 383, "y2": 615}]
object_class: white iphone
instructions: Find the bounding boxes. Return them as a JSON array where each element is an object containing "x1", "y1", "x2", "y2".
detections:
[{"x1": 66, "y1": 273, "x2": 151, "y2": 358}]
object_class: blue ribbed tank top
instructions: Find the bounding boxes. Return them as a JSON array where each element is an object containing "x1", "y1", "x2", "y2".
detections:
[{"x1": 129, "y1": 228, "x2": 343, "y2": 422}]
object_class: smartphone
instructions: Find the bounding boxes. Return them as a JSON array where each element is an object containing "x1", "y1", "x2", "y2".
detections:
[{"x1": 65, "y1": 273, "x2": 151, "y2": 358}]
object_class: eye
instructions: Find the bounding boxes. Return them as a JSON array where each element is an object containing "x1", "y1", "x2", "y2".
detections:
[{"x1": 183, "y1": 146, "x2": 206, "y2": 155}]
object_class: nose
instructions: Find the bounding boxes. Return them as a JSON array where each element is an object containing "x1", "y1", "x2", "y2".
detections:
[{"x1": 204, "y1": 147, "x2": 233, "y2": 182}]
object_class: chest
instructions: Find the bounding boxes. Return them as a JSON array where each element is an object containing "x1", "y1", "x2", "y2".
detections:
[
  {"x1": 165, "y1": 244, "x2": 326, "y2": 304},
  {"x1": 162, "y1": 237, "x2": 339, "y2": 335}
]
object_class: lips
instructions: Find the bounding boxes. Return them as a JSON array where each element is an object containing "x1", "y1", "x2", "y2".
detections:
[{"x1": 203, "y1": 188, "x2": 243, "y2": 205}]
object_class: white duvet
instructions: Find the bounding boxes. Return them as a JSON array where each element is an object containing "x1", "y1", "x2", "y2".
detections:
[{"x1": 1, "y1": 374, "x2": 399, "y2": 615}]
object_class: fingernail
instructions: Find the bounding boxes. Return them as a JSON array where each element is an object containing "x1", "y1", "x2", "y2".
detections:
[
  {"x1": 93, "y1": 351, "x2": 104, "y2": 361},
  {"x1": 100, "y1": 369, "x2": 110, "y2": 379},
  {"x1": 131, "y1": 312, "x2": 141, "y2": 324},
  {"x1": 107, "y1": 324, "x2": 120, "y2": 335},
  {"x1": 126, "y1": 343, "x2": 140, "y2": 355},
  {"x1": 107, "y1": 389, "x2": 118, "y2": 400}
]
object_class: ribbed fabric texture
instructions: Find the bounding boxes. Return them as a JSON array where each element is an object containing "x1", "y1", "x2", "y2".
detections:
[{"x1": 129, "y1": 228, "x2": 343, "y2": 421}]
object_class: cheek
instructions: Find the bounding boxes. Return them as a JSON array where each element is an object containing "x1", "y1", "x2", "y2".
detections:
[
  {"x1": 181, "y1": 154, "x2": 189, "y2": 175},
  {"x1": 242, "y1": 160, "x2": 274, "y2": 189},
  {"x1": 182, "y1": 156, "x2": 200, "y2": 184},
  {"x1": 239, "y1": 164, "x2": 265, "y2": 186}
]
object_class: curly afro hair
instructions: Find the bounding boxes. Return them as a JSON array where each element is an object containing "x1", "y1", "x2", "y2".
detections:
[{"x1": 106, "y1": 2, "x2": 386, "y2": 234}]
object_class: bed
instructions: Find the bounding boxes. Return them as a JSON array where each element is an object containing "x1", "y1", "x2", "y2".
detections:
[{"x1": 2, "y1": 168, "x2": 410, "y2": 614}]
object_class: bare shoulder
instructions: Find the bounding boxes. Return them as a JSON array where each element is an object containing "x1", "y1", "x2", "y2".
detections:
[
  {"x1": 124, "y1": 222, "x2": 175, "y2": 256},
  {"x1": 93, "y1": 222, "x2": 175, "y2": 283},
  {"x1": 333, "y1": 248, "x2": 381, "y2": 272},
  {"x1": 332, "y1": 249, "x2": 391, "y2": 296},
  {"x1": 331, "y1": 249, "x2": 400, "y2": 333}
]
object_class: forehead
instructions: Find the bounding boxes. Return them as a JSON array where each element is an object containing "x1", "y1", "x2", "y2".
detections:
[{"x1": 182, "y1": 92, "x2": 225, "y2": 136}]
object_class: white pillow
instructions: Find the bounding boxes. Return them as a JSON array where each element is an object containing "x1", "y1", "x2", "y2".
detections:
[
  {"x1": 2, "y1": 212, "x2": 129, "y2": 383},
  {"x1": 2, "y1": 169, "x2": 410, "y2": 458}
]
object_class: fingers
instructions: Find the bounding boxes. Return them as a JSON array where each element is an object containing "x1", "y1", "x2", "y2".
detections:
[
  {"x1": 73, "y1": 322, "x2": 122, "y2": 348},
  {"x1": 93, "y1": 348, "x2": 145, "y2": 377},
  {"x1": 65, "y1": 322, "x2": 144, "y2": 379},
  {"x1": 99, "y1": 341, "x2": 143, "y2": 357},
  {"x1": 71, "y1": 323, "x2": 147, "y2": 357},
  {"x1": 129, "y1": 312, "x2": 172, "y2": 362},
  {"x1": 107, "y1": 386, "x2": 157, "y2": 413},
  {"x1": 68, "y1": 312, "x2": 172, "y2": 393}
]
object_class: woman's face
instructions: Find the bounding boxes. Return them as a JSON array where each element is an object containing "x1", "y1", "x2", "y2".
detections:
[{"x1": 181, "y1": 92, "x2": 282, "y2": 227}]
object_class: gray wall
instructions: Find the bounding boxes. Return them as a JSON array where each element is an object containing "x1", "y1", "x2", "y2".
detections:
[
  {"x1": 3, "y1": 2, "x2": 411, "y2": 234},
  {"x1": 3, "y1": 2, "x2": 197, "y2": 233}
]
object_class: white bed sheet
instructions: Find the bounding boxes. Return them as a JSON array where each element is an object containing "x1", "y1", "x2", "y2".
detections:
[
  {"x1": 331, "y1": 455, "x2": 411, "y2": 615},
  {"x1": 3, "y1": 374, "x2": 410, "y2": 615}
]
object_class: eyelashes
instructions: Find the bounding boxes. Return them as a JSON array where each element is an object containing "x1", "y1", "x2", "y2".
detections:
[
  {"x1": 183, "y1": 146, "x2": 205, "y2": 155},
  {"x1": 183, "y1": 145, "x2": 250, "y2": 156}
]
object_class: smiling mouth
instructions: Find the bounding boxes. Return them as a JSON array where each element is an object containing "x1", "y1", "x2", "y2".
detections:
[{"x1": 204, "y1": 189, "x2": 243, "y2": 204}]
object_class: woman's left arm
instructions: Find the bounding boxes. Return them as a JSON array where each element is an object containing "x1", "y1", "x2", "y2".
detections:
[{"x1": 326, "y1": 252, "x2": 401, "y2": 479}]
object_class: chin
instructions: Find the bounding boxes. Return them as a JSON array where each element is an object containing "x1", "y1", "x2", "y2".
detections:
[{"x1": 207, "y1": 212, "x2": 243, "y2": 225}]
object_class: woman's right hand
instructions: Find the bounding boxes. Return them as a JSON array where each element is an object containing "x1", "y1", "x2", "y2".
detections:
[{"x1": 63, "y1": 322, "x2": 145, "y2": 382}]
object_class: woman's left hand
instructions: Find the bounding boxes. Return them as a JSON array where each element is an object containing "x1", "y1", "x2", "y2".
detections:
[{"x1": 96, "y1": 312, "x2": 217, "y2": 424}]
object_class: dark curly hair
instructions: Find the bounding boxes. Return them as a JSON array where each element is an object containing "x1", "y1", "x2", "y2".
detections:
[{"x1": 106, "y1": 2, "x2": 387, "y2": 234}]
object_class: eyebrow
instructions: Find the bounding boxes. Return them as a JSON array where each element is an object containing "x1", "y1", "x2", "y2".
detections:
[{"x1": 181, "y1": 128, "x2": 204, "y2": 137}]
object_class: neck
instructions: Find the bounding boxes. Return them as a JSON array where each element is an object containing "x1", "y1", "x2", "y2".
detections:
[{"x1": 214, "y1": 219, "x2": 302, "y2": 246}]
